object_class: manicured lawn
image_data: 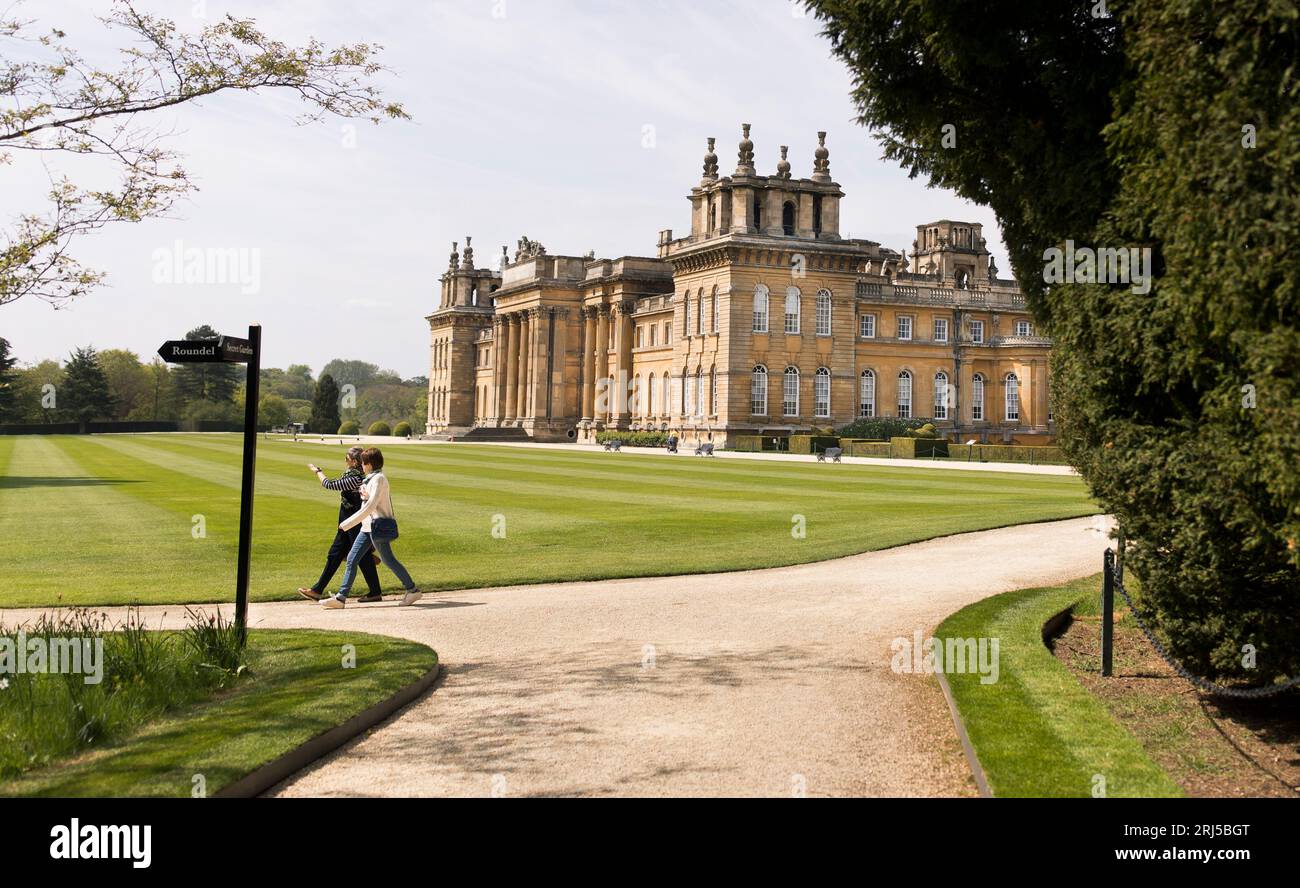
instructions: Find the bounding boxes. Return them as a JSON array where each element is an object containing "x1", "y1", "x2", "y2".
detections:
[
  {"x1": 936, "y1": 575, "x2": 1182, "y2": 797},
  {"x1": 1, "y1": 434, "x2": 1098, "y2": 607},
  {"x1": 0, "y1": 629, "x2": 437, "y2": 797}
]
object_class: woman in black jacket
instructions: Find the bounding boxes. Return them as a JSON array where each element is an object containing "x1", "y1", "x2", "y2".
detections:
[{"x1": 298, "y1": 447, "x2": 384, "y2": 602}]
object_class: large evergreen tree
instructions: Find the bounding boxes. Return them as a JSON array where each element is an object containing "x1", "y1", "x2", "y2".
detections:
[
  {"x1": 310, "y1": 374, "x2": 342, "y2": 434},
  {"x1": 0, "y1": 336, "x2": 17, "y2": 421},
  {"x1": 60, "y1": 346, "x2": 115, "y2": 425},
  {"x1": 807, "y1": 0, "x2": 1299, "y2": 684},
  {"x1": 171, "y1": 324, "x2": 240, "y2": 405}
]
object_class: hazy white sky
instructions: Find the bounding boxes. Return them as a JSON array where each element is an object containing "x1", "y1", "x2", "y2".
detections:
[{"x1": 5, "y1": 0, "x2": 1009, "y2": 378}]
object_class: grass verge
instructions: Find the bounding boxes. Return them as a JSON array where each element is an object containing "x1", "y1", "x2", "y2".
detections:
[
  {"x1": 0, "y1": 628, "x2": 436, "y2": 797},
  {"x1": 936, "y1": 574, "x2": 1182, "y2": 797}
]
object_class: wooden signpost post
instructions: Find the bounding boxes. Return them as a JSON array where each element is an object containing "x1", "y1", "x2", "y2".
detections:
[{"x1": 158, "y1": 326, "x2": 261, "y2": 643}]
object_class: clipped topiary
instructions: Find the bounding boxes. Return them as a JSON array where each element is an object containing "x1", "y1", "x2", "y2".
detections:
[
  {"x1": 367, "y1": 421, "x2": 391, "y2": 437},
  {"x1": 337, "y1": 420, "x2": 360, "y2": 435},
  {"x1": 393, "y1": 421, "x2": 412, "y2": 437}
]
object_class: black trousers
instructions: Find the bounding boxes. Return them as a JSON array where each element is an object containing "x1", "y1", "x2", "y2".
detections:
[{"x1": 313, "y1": 505, "x2": 382, "y2": 595}]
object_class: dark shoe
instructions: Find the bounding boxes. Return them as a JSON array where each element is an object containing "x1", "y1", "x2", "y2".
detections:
[
  {"x1": 298, "y1": 587, "x2": 322, "y2": 601},
  {"x1": 356, "y1": 593, "x2": 383, "y2": 603}
]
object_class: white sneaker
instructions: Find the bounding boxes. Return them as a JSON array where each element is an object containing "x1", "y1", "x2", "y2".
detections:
[
  {"x1": 399, "y1": 590, "x2": 423, "y2": 607},
  {"x1": 320, "y1": 595, "x2": 346, "y2": 609}
]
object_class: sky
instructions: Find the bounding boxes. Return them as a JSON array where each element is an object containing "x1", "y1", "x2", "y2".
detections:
[{"x1": 4, "y1": 0, "x2": 1010, "y2": 379}]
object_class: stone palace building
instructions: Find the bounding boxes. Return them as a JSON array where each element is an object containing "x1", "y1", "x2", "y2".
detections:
[{"x1": 426, "y1": 126, "x2": 1054, "y2": 447}]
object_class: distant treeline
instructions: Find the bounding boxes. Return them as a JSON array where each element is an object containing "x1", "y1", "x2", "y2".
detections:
[{"x1": 0, "y1": 326, "x2": 427, "y2": 434}]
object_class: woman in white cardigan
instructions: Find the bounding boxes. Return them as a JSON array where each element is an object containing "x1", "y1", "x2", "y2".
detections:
[{"x1": 322, "y1": 447, "x2": 422, "y2": 609}]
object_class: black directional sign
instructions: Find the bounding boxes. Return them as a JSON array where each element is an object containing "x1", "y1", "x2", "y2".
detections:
[
  {"x1": 157, "y1": 339, "x2": 222, "y2": 363},
  {"x1": 157, "y1": 326, "x2": 263, "y2": 642},
  {"x1": 157, "y1": 336, "x2": 253, "y2": 364}
]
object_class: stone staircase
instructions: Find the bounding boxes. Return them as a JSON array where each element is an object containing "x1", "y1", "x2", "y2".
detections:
[{"x1": 453, "y1": 426, "x2": 532, "y2": 444}]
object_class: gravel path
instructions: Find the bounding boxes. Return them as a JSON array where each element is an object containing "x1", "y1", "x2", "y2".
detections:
[{"x1": 1, "y1": 516, "x2": 1109, "y2": 797}]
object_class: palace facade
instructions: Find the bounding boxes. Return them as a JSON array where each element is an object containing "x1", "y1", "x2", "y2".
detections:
[{"x1": 427, "y1": 126, "x2": 1054, "y2": 447}]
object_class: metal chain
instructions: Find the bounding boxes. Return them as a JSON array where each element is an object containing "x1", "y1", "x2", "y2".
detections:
[{"x1": 1112, "y1": 574, "x2": 1300, "y2": 699}]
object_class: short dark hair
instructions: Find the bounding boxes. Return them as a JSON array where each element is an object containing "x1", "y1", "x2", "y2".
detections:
[{"x1": 360, "y1": 447, "x2": 384, "y2": 471}]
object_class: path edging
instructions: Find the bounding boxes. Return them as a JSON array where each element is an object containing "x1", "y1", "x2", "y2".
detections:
[
  {"x1": 213, "y1": 662, "x2": 444, "y2": 798},
  {"x1": 935, "y1": 669, "x2": 992, "y2": 798}
]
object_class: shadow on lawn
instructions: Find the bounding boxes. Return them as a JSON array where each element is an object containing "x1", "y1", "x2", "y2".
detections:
[{"x1": 0, "y1": 476, "x2": 141, "y2": 490}]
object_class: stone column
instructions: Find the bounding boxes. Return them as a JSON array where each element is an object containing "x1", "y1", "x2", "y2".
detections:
[
  {"x1": 509, "y1": 312, "x2": 525, "y2": 423},
  {"x1": 594, "y1": 305, "x2": 610, "y2": 425},
  {"x1": 492, "y1": 317, "x2": 506, "y2": 425},
  {"x1": 615, "y1": 300, "x2": 635, "y2": 426},
  {"x1": 504, "y1": 313, "x2": 520, "y2": 421},
  {"x1": 581, "y1": 307, "x2": 597, "y2": 421}
]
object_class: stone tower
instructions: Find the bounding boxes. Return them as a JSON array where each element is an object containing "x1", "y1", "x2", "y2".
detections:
[{"x1": 426, "y1": 237, "x2": 500, "y2": 435}]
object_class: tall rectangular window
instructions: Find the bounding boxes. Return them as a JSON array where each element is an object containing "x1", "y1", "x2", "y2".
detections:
[
  {"x1": 897, "y1": 316, "x2": 912, "y2": 340},
  {"x1": 969, "y1": 320, "x2": 984, "y2": 344},
  {"x1": 933, "y1": 318, "x2": 948, "y2": 342},
  {"x1": 972, "y1": 375, "x2": 985, "y2": 421},
  {"x1": 751, "y1": 368, "x2": 768, "y2": 415},
  {"x1": 860, "y1": 313, "x2": 876, "y2": 338},
  {"x1": 816, "y1": 291, "x2": 832, "y2": 336}
]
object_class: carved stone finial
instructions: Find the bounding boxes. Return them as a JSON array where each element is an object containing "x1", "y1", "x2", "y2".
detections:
[
  {"x1": 462, "y1": 236, "x2": 474, "y2": 269},
  {"x1": 776, "y1": 145, "x2": 791, "y2": 179},
  {"x1": 449, "y1": 241, "x2": 459, "y2": 271},
  {"x1": 988, "y1": 254, "x2": 999, "y2": 278},
  {"x1": 702, "y1": 137, "x2": 719, "y2": 181},
  {"x1": 736, "y1": 123, "x2": 755, "y2": 175},
  {"x1": 812, "y1": 130, "x2": 831, "y2": 182}
]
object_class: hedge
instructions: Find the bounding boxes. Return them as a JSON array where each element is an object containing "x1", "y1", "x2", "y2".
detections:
[
  {"x1": 732, "y1": 435, "x2": 762, "y2": 452},
  {"x1": 393, "y1": 421, "x2": 412, "y2": 438},
  {"x1": 948, "y1": 444, "x2": 1069, "y2": 465},
  {"x1": 846, "y1": 441, "x2": 891, "y2": 457},
  {"x1": 337, "y1": 420, "x2": 360, "y2": 435},
  {"x1": 595, "y1": 430, "x2": 669, "y2": 447},
  {"x1": 889, "y1": 436, "x2": 948, "y2": 459},
  {"x1": 789, "y1": 435, "x2": 840, "y2": 455},
  {"x1": 367, "y1": 421, "x2": 391, "y2": 436}
]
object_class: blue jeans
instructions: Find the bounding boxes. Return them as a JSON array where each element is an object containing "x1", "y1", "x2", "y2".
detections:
[{"x1": 337, "y1": 530, "x2": 416, "y2": 599}]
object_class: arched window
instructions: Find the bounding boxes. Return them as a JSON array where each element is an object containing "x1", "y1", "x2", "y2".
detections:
[
  {"x1": 648, "y1": 373, "x2": 657, "y2": 416},
  {"x1": 934, "y1": 371, "x2": 949, "y2": 420},
  {"x1": 752, "y1": 284, "x2": 769, "y2": 333},
  {"x1": 816, "y1": 289, "x2": 832, "y2": 336},
  {"x1": 972, "y1": 374, "x2": 985, "y2": 421},
  {"x1": 814, "y1": 367, "x2": 831, "y2": 418},
  {"x1": 711, "y1": 287, "x2": 719, "y2": 333},
  {"x1": 697, "y1": 290, "x2": 705, "y2": 336},
  {"x1": 1005, "y1": 373, "x2": 1020, "y2": 421},
  {"x1": 782, "y1": 200, "x2": 796, "y2": 236},
  {"x1": 710, "y1": 366, "x2": 718, "y2": 415},
  {"x1": 661, "y1": 374, "x2": 670, "y2": 418},
  {"x1": 632, "y1": 374, "x2": 642, "y2": 416},
  {"x1": 683, "y1": 294, "x2": 691, "y2": 336},
  {"x1": 694, "y1": 367, "x2": 704, "y2": 416},
  {"x1": 751, "y1": 365, "x2": 768, "y2": 415},
  {"x1": 859, "y1": 369, "x2": 876, "y2": 418},
  {"x1": 784, "y1": 287, "x2": 801, "y2": 334},
  {"x1": 681, "y1": 368, "x2": 690, "y2": 415},
  {"x1": 783, "y1": 366, "x2": 800, "y2": 416},
  {"x1": 898, "y1": 370, "x2": 913, "y2": 419}
]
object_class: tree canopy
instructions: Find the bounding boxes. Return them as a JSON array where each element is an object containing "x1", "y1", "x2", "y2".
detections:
[{"x1": 807, "y1": 0, "x2": 1300, "y2": 683}]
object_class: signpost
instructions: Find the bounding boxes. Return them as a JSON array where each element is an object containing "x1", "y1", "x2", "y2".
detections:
[{"x1": 158, "y1": 326, "x2": 261, "y2": 643}]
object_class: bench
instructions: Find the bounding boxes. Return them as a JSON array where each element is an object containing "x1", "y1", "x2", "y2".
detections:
[
  {"x1": 817, "y1": 447, "x2": 843, "y2": 463},
  {"x1": 603, "y1": 439, "x2": 622, "y2": 452}
]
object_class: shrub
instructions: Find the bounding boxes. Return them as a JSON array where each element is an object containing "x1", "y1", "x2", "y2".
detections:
[
  {"x1": 337, "y1": 420, "x2": 360, "y2": 435},
  {"x1": 393, "y1": 421, "x2": 412, "y2": 438},
  {"x1": 367, "y1": 421, "x2": 391, "y2": 437},
  {"x1": 595, "y1": 430, "x2": 668, "y2": 447},
  {"x1": 732, "y1": 435, "x2": 762, "y2": 452},
  {"x1": 837, "y1": 417, "x2": 928, "y2": 440}
]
